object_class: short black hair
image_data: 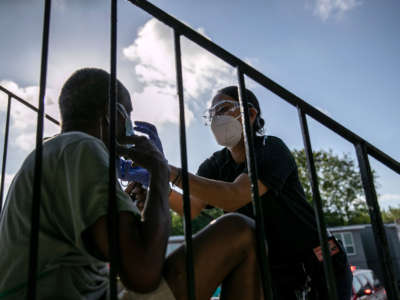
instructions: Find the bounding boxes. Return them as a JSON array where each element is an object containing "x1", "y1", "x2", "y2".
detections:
[
  {"x1": 59, "y1": 68, "x2": 129, "y2": 123},
  {"x1": 217, "y1": 86, "x2": 265, "y2": 135}
]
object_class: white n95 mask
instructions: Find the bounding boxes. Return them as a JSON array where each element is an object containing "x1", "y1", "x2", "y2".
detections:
[{"x1": 211, "y1": 115, "x2": 242, "y2": 148}]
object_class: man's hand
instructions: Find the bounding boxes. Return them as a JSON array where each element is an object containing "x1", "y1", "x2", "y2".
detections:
[
  {"x1": 125, "y1": 182, "x2": 147, "y2": 212},
  {"x1": 117, "y1": 135, "x2": 168, "y2": 175}
]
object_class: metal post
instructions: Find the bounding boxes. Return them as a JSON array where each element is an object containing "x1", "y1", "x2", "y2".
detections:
[
  {"x1": 355, "y1": 143, "x2": 400, "y2": 300},
  {"x1": 237, "y1": 69, "x2": 273, "y2": 300},
  {"x1": 0, "y1": 95, "x2": 12, "y2": 214},
  {"x1": 298, "y1": 108, "x2": 338, "y2": 300},
  {"x1": 108, "y1": 0, "x2": 119, "y2": 299},
  {"x1": 27, "y1": 0, "x2": 52, "y2": 299},
  {"x1": 174, "y1": 30, "x2": 196, "y2": 300}
]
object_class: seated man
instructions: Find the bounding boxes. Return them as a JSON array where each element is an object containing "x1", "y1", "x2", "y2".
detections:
[{"x1": 0, "y1": 68, "x2": 263, "y2": 300}]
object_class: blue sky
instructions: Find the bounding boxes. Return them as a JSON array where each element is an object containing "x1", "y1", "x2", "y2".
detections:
[{"x1": 0, "y1": 0, "x2": 399, "y2": 210}]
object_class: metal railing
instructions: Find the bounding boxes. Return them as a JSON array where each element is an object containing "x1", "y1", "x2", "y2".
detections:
[{"x1": 0, "y1": 0, "x2": 399, "y2": 299}]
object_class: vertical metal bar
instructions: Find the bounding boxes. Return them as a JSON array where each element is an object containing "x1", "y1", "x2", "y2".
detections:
[
  {"x1": 0, "y1": 95, "x2": 12, "y2": 214},
  {"x1": 27, "y1": 0, "x2": 52, "y2": 299},
  {"x1": 108, "y1": 0, "x2": 119, "y2": 299},
  {"x1": 174, "y1": 30, "x2": 196, "y2": 300},
  {"x1": 236, "y1": 69, "x2": 274, "y2": 299},
  {"x1": 355, "y1": 143, "x2": 399, "y2": 300},
  {"x1": 297, "y1": 108, "x2": 338, "y2": 300}
]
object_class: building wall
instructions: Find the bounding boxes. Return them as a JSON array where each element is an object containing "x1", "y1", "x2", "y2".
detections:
[
  {"x1": 360, "y1": 226, "x2": 400, "y2": 284},
  {"x1": 345, "y1": 231, "x2": 369, "y2": 269},
  {"x1": 329, "y1": 228, "x2": 369, "y2": 270}
]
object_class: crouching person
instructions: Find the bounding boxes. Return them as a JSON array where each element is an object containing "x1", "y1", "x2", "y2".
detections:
[{"x1": 0, "y1": 68, "x2": 263, "y2": 300}]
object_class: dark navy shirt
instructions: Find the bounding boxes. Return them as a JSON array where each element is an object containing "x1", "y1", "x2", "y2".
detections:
[{"x1": 197, "y1": 135, "x2": 320, "y2": 264}]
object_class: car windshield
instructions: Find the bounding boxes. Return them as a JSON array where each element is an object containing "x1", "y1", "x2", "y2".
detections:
[{"x1": 352, "y1": 276, "x2": 362, "y2": 294}]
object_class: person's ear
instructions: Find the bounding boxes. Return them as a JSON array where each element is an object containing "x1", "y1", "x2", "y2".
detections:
[{"x1": 249, "y1": 107, "x2": 258, "y2": 125}]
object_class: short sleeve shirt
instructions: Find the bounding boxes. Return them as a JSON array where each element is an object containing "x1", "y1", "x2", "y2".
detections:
[
  {"x1": 197, "y1": 135, "x2": 320, "y2": 263},
  {"x1": 0, "y1": 132, "x2": 141, "y2": 299}
]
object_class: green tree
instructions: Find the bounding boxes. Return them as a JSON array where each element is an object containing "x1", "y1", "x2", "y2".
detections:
[
  {"x1": 382, "y1": 205, "x2": 400, "y2": 224},
  {"x1": 171, "y1": 208, "x2": 224, "y2": 236},
  {"x1": 292, "y1": 149, "x2": 371, "y2": 226}
]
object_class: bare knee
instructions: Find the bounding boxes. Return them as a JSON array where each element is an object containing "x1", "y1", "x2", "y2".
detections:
[
  {"x1": 214, "y1": 213, "x2": 256, "y2": 247},
  {"x1": 215, "y1": 213, "x2": 255, "y2": 229}
]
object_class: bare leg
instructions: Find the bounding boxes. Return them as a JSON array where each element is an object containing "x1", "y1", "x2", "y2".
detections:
[{"x1": 164, "y1": 213, "x2": 263, "y2": 300}]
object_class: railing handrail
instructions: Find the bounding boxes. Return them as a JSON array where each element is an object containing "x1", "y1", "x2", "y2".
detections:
[
  {"x1": 127, "y1": 0, "x2": 400, "y2": 176},
  {"x1": 0, "y1": 85, "x2": 60, "y2": 126},
  {"x1": 1, "y1": 82, "x2": 398, "y2": 176}
]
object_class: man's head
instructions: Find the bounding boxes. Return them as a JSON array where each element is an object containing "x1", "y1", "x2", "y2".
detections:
[{"x1": 59, "y1": 68, "x2": 132, "y2": 144}]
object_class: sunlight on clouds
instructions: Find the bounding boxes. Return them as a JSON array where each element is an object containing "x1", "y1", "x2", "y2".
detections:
[
  {"x1": 123, "y1": 18, "x2": 237, "y2": 127},
  {"x1": 1, "y1": 173, "x2": 15, "y2": 208},
  {"x1": 15, "y1": 132, "x2": 36, "y2": 152},
  {"x1": 0, "y1": 80, "x2": 60, "y2": 130},
  {"x1": 133, "y1": 85, "x2": 194, "y2": 125},
  {"x1": 0, "y1": 80, "x2": 60, "y2": 154},
  {"x1": 311, "y1": 0, "x2": 362, "y2": 21}
]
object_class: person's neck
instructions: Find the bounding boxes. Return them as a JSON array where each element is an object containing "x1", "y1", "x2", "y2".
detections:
[
  {"x1": 229, "y1": 139, "x2": 246, "y2": 164},
  {"x1": 61, "y1": 122, "x2": 101, "y2": 140}
]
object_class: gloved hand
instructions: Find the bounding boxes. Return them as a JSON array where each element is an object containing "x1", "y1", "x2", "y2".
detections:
[
  {"x1": 134, "y1": 121, "x2": 164, "y2": 154},
  {"x1": 117, "y1": 121, "x2": 164, "y2": 187},
  {"x1": 118, "y1": 158, "x2": 150, "y2": 187}
]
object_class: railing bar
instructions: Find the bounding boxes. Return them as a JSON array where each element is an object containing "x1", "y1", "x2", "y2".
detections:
[
  {"x1": 27, "y1": 0, "x2": 52, "y2": 299},
  {"x1": 0, "y1": 95, "x2": 12, "y2": 214},
  {"x1": 297, "y1": 108, "x2": 338, "y2": 300},
  {"x1": 173, "y1": 30, "x2": 196, "y2": 300},
  {"x1": 0, "y1": 86, "x2": 60, "y2": 126},
  {"x1": 108, "y1": 0, "x2": 119, "y2": 299},
  {"x1": 127, "y1": 0, "x2": 400, "y2": 175},
  {"x1": 365, "y1": 143, "x2": 400, "y2": 175},
  {"x1": 355, "y1": 143, "x2": 400, "y2": 300},
  {"x1": 237, "y1": 69, "x2": 273, "y2": 300}
]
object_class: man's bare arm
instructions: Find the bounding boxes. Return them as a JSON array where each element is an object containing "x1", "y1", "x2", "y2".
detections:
[{"x1": 83, "y1": 136, "x2": 170, "y2": 293}]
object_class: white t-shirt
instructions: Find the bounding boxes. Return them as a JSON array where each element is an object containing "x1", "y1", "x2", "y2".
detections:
[{"x1": 0, "y1": 132, "x2": 140, "y2": 299}]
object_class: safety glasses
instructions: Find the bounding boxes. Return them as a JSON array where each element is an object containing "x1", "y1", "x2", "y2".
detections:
[{"x1": 202, "y1": 100, "x2": 253, "y2": 125}]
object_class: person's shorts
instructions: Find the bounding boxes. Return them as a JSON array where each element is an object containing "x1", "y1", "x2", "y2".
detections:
[{"x1": 118, "y1": 278, "x2": 175, "y2": 300}]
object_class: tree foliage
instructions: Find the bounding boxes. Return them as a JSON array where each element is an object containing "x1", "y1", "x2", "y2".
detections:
[
  {"x1": 292, "y1": 149, "x2": 371, "y2": 226},
  {"x1": 382, "y1": 205, "x2": 400, "y2": 224},
  {"x1": 171, "y1": 208, "x2": 224, "y2": 236}
]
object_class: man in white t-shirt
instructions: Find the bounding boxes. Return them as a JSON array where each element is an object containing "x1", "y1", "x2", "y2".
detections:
[{"x1": 0, "y1": 68, "x2": 264, "y2": 300}]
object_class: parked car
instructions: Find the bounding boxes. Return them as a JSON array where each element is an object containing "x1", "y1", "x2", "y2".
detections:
[
  {"x1": 210, "y1": 266, "x2": 387, "y2": 300},
  {"x1": 352, "y1": 268, "x2": 386, "y2": 300}
]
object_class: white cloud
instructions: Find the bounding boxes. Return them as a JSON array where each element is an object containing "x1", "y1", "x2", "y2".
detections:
[
  {"x1": 1, "y1": 173, "x2": 15, "y2": 208},
  {"x1": 15, "y1": 132, "x2": 37, "y2": 152},
  {"x1": 133, "y1": 85, "x2": 194, "y2": 126},
  {"x1": 311, "y1": 0, "x2": 362, "y2": 21},
  {"x1": 123, "y1": 18, "x2": 238, "y2": 127},
  {"x1": 0, "y1": 81, "x2": 60, "y2": 154},
  {"x1": 0, "y1": 80, "x2": 60, "y2": 130}
]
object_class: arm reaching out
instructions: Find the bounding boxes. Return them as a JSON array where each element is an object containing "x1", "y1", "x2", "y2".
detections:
[{"x1": 169, "y1": 164, "x2": 267, "y2": 214}]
